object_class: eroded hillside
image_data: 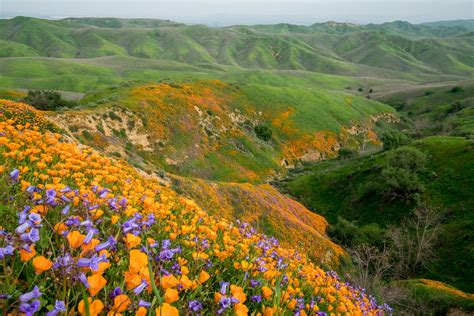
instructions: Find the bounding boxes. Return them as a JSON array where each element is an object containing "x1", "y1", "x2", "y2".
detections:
[{"x1": 50, "y1": 80, "x2": 396, "y2": 182}]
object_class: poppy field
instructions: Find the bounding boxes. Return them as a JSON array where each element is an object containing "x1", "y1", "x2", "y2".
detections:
[{"x1": 0, "y1": 100, "x2": 391, "y2": 315}]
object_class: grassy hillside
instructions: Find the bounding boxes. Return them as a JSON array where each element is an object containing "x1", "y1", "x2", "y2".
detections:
[
  {"x1": 47, "y1": 80, "x2": 395, "y2": 182},
  {"x1": 0, "y1": 17, "x2": 472, "y2": 96},
  {"x1": 380, "y1": 79, "x2": 474, "y2": 137},
  {"x1": 277, "y1": 137, "x2": 474, "y2": 293}
]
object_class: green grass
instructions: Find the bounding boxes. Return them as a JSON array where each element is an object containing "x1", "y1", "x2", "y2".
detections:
[{"x1": 279, "y1": 136, "x2": 474, "y2": 292}]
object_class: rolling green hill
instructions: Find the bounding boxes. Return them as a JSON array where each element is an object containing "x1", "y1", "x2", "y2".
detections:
[{"x1": 0, "y1": 17, "x2": 472, "y2": 95}]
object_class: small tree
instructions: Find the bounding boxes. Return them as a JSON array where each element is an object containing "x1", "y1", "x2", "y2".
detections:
[
  {"x1": 366, "y1": 147, "x2": 427, "y2": 202},
  {"x1": 254, "y1": 124, "x2": 272, "y2": 141},
  {"x1": 450, "y1": 86, "x2": 463, "y2": 93},
  {"x1": 388, "y1": 206, "x2": 443, "y2": 278},
  {"x1": 381, "y1": 130, "x2": 409, "y2": 150}
]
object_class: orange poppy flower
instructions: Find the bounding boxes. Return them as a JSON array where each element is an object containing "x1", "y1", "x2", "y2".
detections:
[
  {"x1": 124, "y1": 233, "x2": 141, "y2": 249},
  {"x1": 155, "y1": 303, "x2": 179, "y2": 316},
  {"x1": 198, "y1": 271, "x2": 210, "y2": 284},
  {"x1": 78, "y1": 298, "x2": 104, "y2": 316},
  {"x1": 136, "y1": 307, "x2": 147, "y2": 316},
  {"x1": 88, "y1": 274, "x2": 107, "y2": 296},
  {"x1": 112, "y1": 294, "x2": 131, "y2": 312},
  {"x1": 67, "y1": 231, "x2": 85, "y2": 249},
  {"x1": 32, "y1": 256, "x2": 52, "y2": 274},
  {"x1": 160, "y1": 275, "x2": 179, "y2": 289},
  {"x1": 20, "y1": 246, "x2": 36, "y2": 262},
  {"x1": 164, "y1": 288, "x2": 179, "y2": 304},
  {"x1": 262, "y1": 286, "x2": 273, "y2": 299},
  {"x1": 129, "y1": 249, "x2": 148, "y2": 273}
]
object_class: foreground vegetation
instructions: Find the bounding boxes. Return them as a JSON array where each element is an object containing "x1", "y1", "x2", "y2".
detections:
[{"x1": 0, "y1": 100, "x2": 392, "y2": 314}]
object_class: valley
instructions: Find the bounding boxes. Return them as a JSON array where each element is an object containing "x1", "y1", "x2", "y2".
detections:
[{"x1": 0, "y1": 16, "x2": 473, "y2": 314}]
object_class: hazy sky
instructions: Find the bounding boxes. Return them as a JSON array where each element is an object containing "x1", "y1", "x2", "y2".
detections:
[{"x1": 1, "y1": 0, "x2": 473, "y2": 26}]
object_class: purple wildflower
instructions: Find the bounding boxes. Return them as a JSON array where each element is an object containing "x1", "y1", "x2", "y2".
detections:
[
  {"x1": 19, "y1": 286, "x2": 42, "y2": 303},
  {"x1": 46, "y1": 300, "x2": 66, "y2": 316}
]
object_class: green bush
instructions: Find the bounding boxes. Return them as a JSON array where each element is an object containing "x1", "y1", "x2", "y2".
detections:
[
  {"x1": 378, "y1": 147, "x2": 426, "y2": 201},
  {"x1": 381, "y1": 130, "x2": 409, "y2": 151},
  {"x1": 22, "y1": 90, "x2": 77, "y2": 111},
  {"x1": 338, "y1": 147, "x2": 358, "y2": 159},
  {"x1": 254, "y1": 124, "x2": 272, "y2": 141},
  {"x1": 450, "y1": 86, "x2": 464, "y2": 93}
]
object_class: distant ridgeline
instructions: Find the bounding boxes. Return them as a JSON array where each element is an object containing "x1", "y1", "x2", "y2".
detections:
[{"x1": 0, "y1": 17, "x2": 473, "y2": 93}]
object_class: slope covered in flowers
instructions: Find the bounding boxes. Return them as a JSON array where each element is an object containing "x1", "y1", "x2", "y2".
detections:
[
  {"x1": 0, "y1": 100, "x2": 390, "y2": 314},
  {"x1": 170, "y1": 176, "x2": 345, "y2": 267},
  {"x1": 54, "y1": 80, "x2": 395, "y2": 182}
]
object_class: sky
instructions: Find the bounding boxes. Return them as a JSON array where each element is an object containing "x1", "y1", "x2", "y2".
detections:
[{"x1": 1, "y1": 0, "x2": 473, "y2": 26}]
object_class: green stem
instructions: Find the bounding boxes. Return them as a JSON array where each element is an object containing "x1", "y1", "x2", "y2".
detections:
[
  {"x1": 147, "y1": 255, "x2": 162, "y2": 306},
  {"x1": 82, "y1": 289, "x2": 91, "y2": 316}
]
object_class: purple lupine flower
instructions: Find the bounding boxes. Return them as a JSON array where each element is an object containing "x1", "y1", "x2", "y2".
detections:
[
  {"x1": 219, "y1": 282, "x2": 230, "y2": 295},
  {"x1": 26, "y1": 185, "x2": 36, "y2": 193},
  {"x1": 119, "y1": 197, "x2": 127, "y2": 208},
  {"x1": 138, "y1": 300, "x2": 151, "y2": 308},
  {"x1": 60, "y1": 186, "x2": 72, "y2": 193},
  {"x1": 83, "y1": 228, "x2": 98, "y2": 245},
  {"x1": 108, "y1": 198, "x2": 118, "y2": 210},
  {"x1": 87, "y1": 205, "x2": 99, "y2": 211},
  {"x1": 20, "y1": 228, "x2": 40, "y2": 243},
  {"x1": 133, "y1": 279, "x2": 148, "y2": 295},
  {"x1": 46, "y1": 300, "x2": 66, "y2": 316},
  {"x1": 217, "y1": 296, "x2": 239, "y2": 314},
  {"x1": 158, "y1": 249, "x2": 174, "y2": 261},
  {"x1": 251, "y1": 295, "x2": 262, "y2": 303},
  {"x1": 65, "y1": 216, "x2": 80, "y2": 227},
  {"x1": 98, "y1": 189, "x2": 110, "y2": 199},
  {"x1": 80, "y1": 219, "x2": 93, "y2": 228},
  {"x1": 16, "y1": 221, "x2": 32, "y2": 234},
  {"x1": 53, "y1": 253, "x2": 73, "y2": 271},
  {"x1": 0, "y1": 245, "x2": 15, "y2": 259},
  {"x1": 108, "y1": 287, "x2": 122, "y2": 299},
  {"x1": 19, "y1": 286, "x2": 41, "y2": 303},
  {"x1": 171, "y1": 262, "x2": 181, "y2": 274},
  {"x1": 95, "y1": 236, "x2": 116, "y2": 252},
  {"x1": 250, "y1": 279, "x2": 261, "y2": 288},
  {"x1": 59, "y1": 195, "x2": 70, "y2": 203},
  {"x1": 62, "y1": 205, "x2": 70, "y2": 215},
  {"x1": 9, "y1": 169, "x2": 19, "y2": 182},
  {"x1": 188, "y1": 300, "x2": 203, "y2": 313},
  {"x1": 78, "y1": 272, "x2": 89, "y2": 288},
  {"x1": 77, "y1": 254, "x2": 107, "y2": 271},
  {"x1": 20, "y1": 299, "x2": 41, "y2": 315}
]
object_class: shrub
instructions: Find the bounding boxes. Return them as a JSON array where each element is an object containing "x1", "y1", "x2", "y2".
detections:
[
  {"x1": 338, "y1": 147, "x2": 358, "y2": 159},
  {"x1": 381, "y1": 130, "x2": 409, "y2": 151},
  {"x1": 450, "y1": 86, "x2": 464, "y2": 93},
  {"x1": 447, "y1": 102, "x2": 465, "y2": 114},
  {"x1": 254, "y1": 124, "x2": 272, "y2": 141},
  {"x1": 377, "y1": 147, "x2": 426, "y2": 201},
  {"x1": 22, "y1": 90, "x2": 77, "y2": 111}
]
